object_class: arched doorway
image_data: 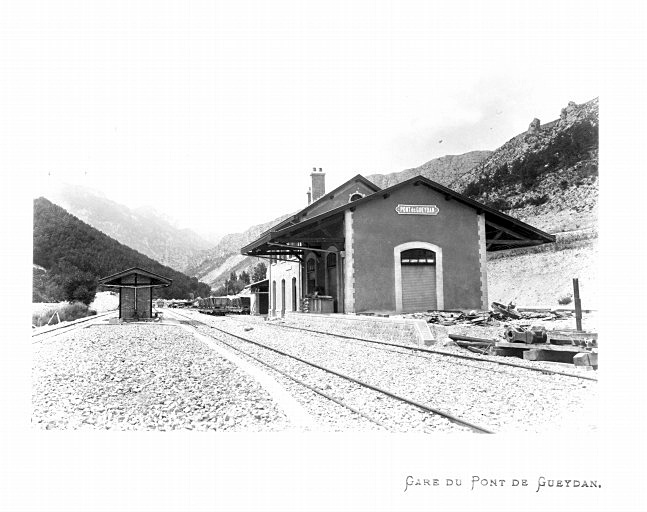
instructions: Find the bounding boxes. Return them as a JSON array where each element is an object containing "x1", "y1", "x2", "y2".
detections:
[
  {"x1": 306, "y1": 254, "x2": 317, "y2": 294},
  {"x1": 271, "y1": 280, "x2": 276, "y2": 316},
  {"x1": 326, "y1": 252, "x2": 338, "y2": 312},
  {"x1": 292, "y1": 277, "x2": 297, "y2": 311},
  {"x1": 394, "y1": 242, "x2": 444, "y2": 313}
]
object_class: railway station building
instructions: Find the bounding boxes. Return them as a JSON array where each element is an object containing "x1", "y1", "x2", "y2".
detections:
[{"x1": 241, "y1": 169, "x2": 554, "y2": 316}]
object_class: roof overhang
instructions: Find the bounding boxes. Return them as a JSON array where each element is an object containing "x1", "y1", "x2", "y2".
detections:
[
  {"x1": 241, "y1": 211, "x2": 346, "y2": 257},
  {"x1": 241, "y1": 175, "x2": 555, "y2": 255},
  {"x1": 99, "y1": 267, "x2": 172, "y2": 288}
]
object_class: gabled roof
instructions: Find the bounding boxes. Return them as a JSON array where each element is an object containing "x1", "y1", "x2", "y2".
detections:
[
  {"x1": 241, "y1": 174, "x2": 555, "y2": 254},
  {"x1": 99, "y1": 267, "x2": 172, "y2": 287},
  {"x1": 249, "y1": 174, "x2": 381, "y2": 242},
  {"x1": 303, "y1": 174, "x2": 380, "y2": 213}
]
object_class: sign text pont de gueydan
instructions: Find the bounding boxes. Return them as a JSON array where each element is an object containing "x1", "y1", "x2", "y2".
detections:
[{"x1": 395, "y1": 204, "x2": 439, "y2": 216}]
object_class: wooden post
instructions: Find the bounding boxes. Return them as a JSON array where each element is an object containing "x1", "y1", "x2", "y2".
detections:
[{"x1": 573, "y1": 278, "x2": 582, "y2": 332}]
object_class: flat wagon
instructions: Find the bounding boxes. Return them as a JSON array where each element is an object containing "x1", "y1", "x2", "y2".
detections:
[{"x1": 198, "y1": 296, "x2": 230, "y2": 315}]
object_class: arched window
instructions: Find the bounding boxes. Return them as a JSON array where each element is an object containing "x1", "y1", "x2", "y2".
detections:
[
  {"x1": 326, "y1": 253, "x2": 337, "y2": 268},
  {"x1": 400, "y1": 248, "x2": 436, "y2": 265},
  {"x1": 349, "y1": 192, "x2": 364, "y2": 202}
]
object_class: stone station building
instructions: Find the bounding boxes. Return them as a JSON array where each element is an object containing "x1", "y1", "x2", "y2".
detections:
[{"x1": 241, "y1": 169, "x2": 554, "y2": 316}]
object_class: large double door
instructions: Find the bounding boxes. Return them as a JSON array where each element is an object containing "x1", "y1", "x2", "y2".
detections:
[{"x1": 400, "y1": 248, "x2": 437, "y2": 312}]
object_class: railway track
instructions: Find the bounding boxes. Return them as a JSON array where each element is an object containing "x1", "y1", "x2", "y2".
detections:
[
  {"x1": 221, "y1": 313, "x2": 598, "y2": 382},
  {"x1": 31, "y1": 311, "x2": 117, "y2": 343},
  {"x1": 167, "y1": 309, "x2": 494, "y2": 433}
]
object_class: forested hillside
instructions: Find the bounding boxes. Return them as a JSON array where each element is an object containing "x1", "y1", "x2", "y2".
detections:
[
  {"x1": 42, "y1": 183, "x2": 215, "y2": 272},
  {"x1": 33, "y1": 198, "x2": 211, "y2": 303}
]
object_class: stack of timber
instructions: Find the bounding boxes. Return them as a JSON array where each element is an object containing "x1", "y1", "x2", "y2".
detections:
[
  {"x1": 493, "y1": 327, "x2": 598, "y2": 369},
  {"x1": 403, "y1": 302, "x2": 573, "y2": 327},
  {"x1": 447, "y1": 324, "x2": 598, "y2": 369}
]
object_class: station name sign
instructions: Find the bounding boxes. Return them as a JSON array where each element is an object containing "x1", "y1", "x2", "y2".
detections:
[{"x1": 395, "y1": 204, "x2": 439, "y2": 216}]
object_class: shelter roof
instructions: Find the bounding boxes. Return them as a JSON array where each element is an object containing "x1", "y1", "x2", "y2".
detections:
[
  {"x1": 99, "y1": 267, "x2": 172, "y2": 288},
  {"x1": 245, "y1": 278, "x2": 269, "y2": 288},
  {"x1": 241, "y1": 174, "x2": 555, "y2": 255}
]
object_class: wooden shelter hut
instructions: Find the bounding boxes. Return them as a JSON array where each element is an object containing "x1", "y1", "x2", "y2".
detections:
[{"x1": 99, "y1": 267, "x2": 172, "y2": 321}]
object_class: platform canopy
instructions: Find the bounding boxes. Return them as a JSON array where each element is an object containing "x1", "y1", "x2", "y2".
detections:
[
  {"x1": 241, "y1": 174, "x2": 556, "y2": 257},
  {"x1": 99, "y1": 267, "x2": 172, "y2": 289}
]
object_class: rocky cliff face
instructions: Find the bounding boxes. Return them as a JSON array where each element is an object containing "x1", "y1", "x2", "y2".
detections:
[
  {"x1": 188, "y1": 98, "x2": 599, "y2": 289},
  {"x1": 366, "y1": 150, "x2": 492, "y2": 189},
  {"x1": 453, "y1": 98, "x2": 599, "y2": 234},
  {"x1": 452, "y1": 99, "x2": 598, "y2": 190},
  {"x1": 184, "y1": 213, "x2": 294, "y2": 286}
]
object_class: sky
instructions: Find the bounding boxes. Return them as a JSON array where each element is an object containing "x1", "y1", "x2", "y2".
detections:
[{"x1": 5, "y1": 1, "x2": 606, "y2": 237}]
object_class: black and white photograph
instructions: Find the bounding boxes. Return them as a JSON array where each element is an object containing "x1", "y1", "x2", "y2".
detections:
[{"x1": 2, "y1": 1, "x2": 644, "y2": 511}]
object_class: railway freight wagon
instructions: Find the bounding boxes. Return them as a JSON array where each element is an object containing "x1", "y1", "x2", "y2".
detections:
[
  {"x1": 228, "y1": 296, "x2": 251, "y2": 314},
  {"x1": 198, "y1": 296, "x2": 230, "y2": 315}
]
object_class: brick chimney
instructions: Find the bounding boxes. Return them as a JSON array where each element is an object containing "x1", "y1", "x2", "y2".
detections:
[
  {"x1": 306, "y1": 187, "x2": 312, "y2": 205},
  {"x1": 310, "y1": 167, "x2": 326, "y2": 202}
]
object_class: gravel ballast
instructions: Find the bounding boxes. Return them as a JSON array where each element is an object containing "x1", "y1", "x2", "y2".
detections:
[
  {"x1": 183, "y1": 311, "x2": 598, "y2": 433},
  {"x1": 32, "y1": 323, "x2": 289, "y2": 431}
]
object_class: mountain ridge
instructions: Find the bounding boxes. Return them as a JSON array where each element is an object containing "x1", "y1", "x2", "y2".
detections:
[
  {"x1": 184, "y1": 150, "x2": 492, "y2": 287},
  {"x1": 33, "y1": 197, "x2": 212, "y2": 301},
  {"x1": 41, "y1": 183, "x2": 215, "y2": 272},
  {"x1": 186, "y1": 98, "x2": 598, "y2": 288},
  {"x1": 366, "y1": 150, "x2": 492, "y2": 189}
]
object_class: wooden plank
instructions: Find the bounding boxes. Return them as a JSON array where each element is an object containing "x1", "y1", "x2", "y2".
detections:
[
  {"x1": 495, "y1": 341, "x2": 592, "y2": 353},
  {"x1": 523, "y1": 349, "x2": 577, "y2": 364},
  {"x1": 574, "y1": 352, "x2": 599, "y2": 367},
  {"x1": 523, "y1": 349, "x2": 550, "y2": 361},
  {"x1": 279, "y1": 237, "x2": 344, "y2": 244},
  {"x1": 486, "y1": 239, "x2": 545, "y2": 246},
  {"x1": 547, "y1": 330, "x2": 598, "y2": 341},
  {"x1": 485, "y1": 219, "x2": 532, "y2": 241},
  {"x1": 486, "y1": 231, "x2": 503, "y2": 250},
  {"x1": 449, "y1": 334, "x2": 496, "y2": 344}
]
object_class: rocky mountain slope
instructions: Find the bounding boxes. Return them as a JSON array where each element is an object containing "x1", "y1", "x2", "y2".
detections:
[
  {"x1": 453, "y1": 98, "x2": 598, "y2": 234},
  {"x1": 184, "y1": 213, "x2": 294, "y2": 286},
  {"x1": 188, "y1": 97, "x2": 599, "y2": 304},
  {"x1": 41, "y1": 183, "x2": 214, "y2": 272},
  {"x1": 366, "y1": 150, "x2": 492, "y2": 189},
  {"x1": 185, "y1": 152, "x2": 494, "y2": 287}
]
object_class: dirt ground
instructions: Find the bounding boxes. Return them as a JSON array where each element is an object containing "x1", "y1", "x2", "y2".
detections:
[{"x1": 487, "y1": 240, "x2": 598, "y2": 310}]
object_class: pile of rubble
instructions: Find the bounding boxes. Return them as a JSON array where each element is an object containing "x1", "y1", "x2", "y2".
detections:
[{"x1": 404, "y1": 302, "x2": 573, "y2": 327}]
